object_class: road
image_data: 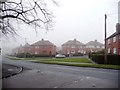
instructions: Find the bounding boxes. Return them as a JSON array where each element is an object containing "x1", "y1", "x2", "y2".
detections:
[{"x1": 2, "y1": 56, "x2": 120, "y2": 88}]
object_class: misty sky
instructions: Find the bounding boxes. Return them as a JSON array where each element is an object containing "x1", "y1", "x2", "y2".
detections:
[{"x1": 2, "y1": 0, "x2": 120, "y2": 51}]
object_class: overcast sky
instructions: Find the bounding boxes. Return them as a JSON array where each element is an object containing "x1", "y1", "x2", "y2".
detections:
[{"x1": 2, "y1": 0, "x2": 120, "y2": 51}]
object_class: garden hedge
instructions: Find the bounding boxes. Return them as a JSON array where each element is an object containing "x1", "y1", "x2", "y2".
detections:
[{"x1": 90, "y1": 54, "x2": 120, "y2": 65}]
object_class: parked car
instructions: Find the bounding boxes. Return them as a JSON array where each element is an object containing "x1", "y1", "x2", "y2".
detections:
[{"x1": 55, "y1": 54, "x2": 66, "y2": 58}]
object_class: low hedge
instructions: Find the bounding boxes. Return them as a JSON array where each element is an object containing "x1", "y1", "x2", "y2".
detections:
[
  {"x1": 15, "y1": 53, "x2": 55, "y2": 58},
  {"x1": 90, "y1": 54, "x2": 120, "y2": 65}
]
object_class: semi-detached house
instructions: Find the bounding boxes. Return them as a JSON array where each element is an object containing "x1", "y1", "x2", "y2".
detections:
[
  {"x1": 106, "y1": 23, "x2": 120, "y2": 55},
  {"x1": 12, "y1": 39, "x2": 56, "y2": 56},
  {"x1": 30, "y1": 39, "x2": 56, "y2": 56}
]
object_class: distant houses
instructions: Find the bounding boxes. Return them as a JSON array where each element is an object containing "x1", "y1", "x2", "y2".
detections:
[
  {"x1": 12, "y1": 38, "x2": 104, "y2": 57},
  {"x1": 106, "y1": 23, "x2": 120, "y2": 55},
  {"x1": 30, "y1": 39, "x2": 56, "y2": 56},
  {"x1": 61, "y1": 39, "x2": 85, "y2": 56},
  {"x1": 61, "y1": 39, "x2": 104, "y2": 56},
  {"x1": 85, "y1": 40, "x2": 104, "y2": 53},
  {"x1": 12, "y1": 39, "x2": 56, "y2": 57}
]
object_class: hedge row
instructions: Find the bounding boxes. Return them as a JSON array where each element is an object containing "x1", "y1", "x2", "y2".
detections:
[
  {"x1": 15, "y1": 53, "x2": 55, "y2": 58},
  {"x1": 90, "y1": 54, "x2": 120, "y2": 65}
]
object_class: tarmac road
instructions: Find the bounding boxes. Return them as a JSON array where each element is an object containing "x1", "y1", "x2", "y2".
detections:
[
  {"x1": 2, "y1": 64, "x2": 23, "y2": 79},
  {"x1": 2, "y1": 56, "x2": 120, "y2": 88}
]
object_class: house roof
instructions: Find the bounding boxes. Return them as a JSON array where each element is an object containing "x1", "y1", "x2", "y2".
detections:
[
  {"x1": 24, "y1": 43, "x2": 30, "y2": 47},
  {"x1": 106, "y1": 23, "x2": 120, "y2": 39},
  {"x1": 86, "y1": 40, "x2": 104, "y2": 46},
  {"x1": 62, "y1": 39, "x2": 84, "y2": 46},
  {"x1": 106, "y1": 32, "x2": 119, "y2": 40},
  {"x1": 31, "y1": 39, "x2": 55, "y2": 46}
]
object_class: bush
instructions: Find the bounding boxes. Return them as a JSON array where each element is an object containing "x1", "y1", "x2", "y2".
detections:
[
  {"x1": 15, "y1": 53, "x2": 55, "y2": 58},
  {"x1": 90, "y1": 54, "x2": 120, "y2": 65}
]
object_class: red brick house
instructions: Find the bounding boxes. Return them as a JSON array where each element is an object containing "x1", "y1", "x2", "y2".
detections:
[
  {"x1": 106, "y1": 23, "x2": 120, "y2": 55},
  {"x1": 85, "y1": 40, "x2": 104, "y2": 53},
  {"x1": 30, "y1": 39, "x2": 56, "y2": 56},
  {"x1": 61, "y1": 39, "x2": 85, "y2": 56},
  {"x1": 12, "y1": 43, "x2": 30, "y2": 54},
  {"x1": 12, "y1": 39, "x2": 56, "y2": 56}
]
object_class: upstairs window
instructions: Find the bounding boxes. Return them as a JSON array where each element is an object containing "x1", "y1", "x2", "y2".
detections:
[
  {"x1": 108, "y1": 48, "x2": 110, "y2": 54},
  {"x1": 71, "y1": 46, "x2": 75, "y2": 48},
  {"x1": 113, "y1": 36, "x2": 116, "y2": 43},
  {"x1": 108, "y1": 39, "x2": 110, "y2": 44},
  {"x1": 35, "y1": 46, "x2": 39, "y2": 49},
  {"x1": 35, "y1": 52, "x2": 38, "y2": 54}
]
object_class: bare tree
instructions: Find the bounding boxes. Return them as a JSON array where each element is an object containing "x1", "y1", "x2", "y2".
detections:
[{"x1": 0, "y1": 0, "x2": 57, "y2": 36}]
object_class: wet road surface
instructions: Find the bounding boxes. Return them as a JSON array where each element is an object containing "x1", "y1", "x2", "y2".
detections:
[{"x1": 2, "y1": 56, "x2": 120, "y2": 88}]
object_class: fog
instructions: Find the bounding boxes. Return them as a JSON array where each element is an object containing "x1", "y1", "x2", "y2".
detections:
[{"x1": 2, "y1": 0, "x2": 119, "y2": 54}]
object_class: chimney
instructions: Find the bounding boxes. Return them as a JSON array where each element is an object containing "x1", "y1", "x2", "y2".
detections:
[
  {"x1": 74, "y1": 38, "x2": 76, "y2": 41},
  {"x1": 95, "y1": 40, "x2": 97, "y2": 42},
  {"x1": 41, "y1": 38, "x2": 44, "y2": 41},
  {"x1": 116, "y1": 23, "x2": 120, "y2": 34}
]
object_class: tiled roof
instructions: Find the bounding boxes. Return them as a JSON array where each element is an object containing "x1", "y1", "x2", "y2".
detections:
[
  {"x1": 86, "y1": 40, "x2": 104, "y2": 46},
  {"x1": 24, "y1": 43, "x2": 30, "y2": 47},
  {"x1": 62, "y1": 39, "x2": 84, "y2": 46},
  {"x1": 106, "y1": 23, "x2": 120, "y2": 39},
  {"x1": 31, "y1": 39, "x2": 55, "y2": 46},
  {"x1": 106, "y1": 32, "x2": 119, "y2": 39}
]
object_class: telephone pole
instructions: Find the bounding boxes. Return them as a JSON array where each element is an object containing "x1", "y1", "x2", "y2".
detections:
[{"x1": 104, "y1": 14, "x2": 107, "y2": 64}]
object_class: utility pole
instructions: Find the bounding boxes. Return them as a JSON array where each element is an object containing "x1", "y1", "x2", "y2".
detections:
[
  {"x1": 24, "y1": 38, "x2": 27, "y2": 58},
  {"x1": 104, "y1": 14, "x2": 107, "y2": 64}
]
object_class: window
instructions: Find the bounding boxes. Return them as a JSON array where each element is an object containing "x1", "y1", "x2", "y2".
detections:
[
  {"x1": 71, "y1": 46, "x2": 75, "y2": 48},
  {"x1": 119, "y1": 48, "x2": 120, "y2": 55},
  {"x1": 67, "y1": 51, "x2": 70, "y2": 54},
  {"x1": 71, "y1": 50, "x2": 75, "y2": 54},
  {"x1": 113, "y1": 36, "x2": 116, "y2": 43},
  {"x1": 108, "y1": 39, "x2": 110, "y2": 44},
  {"x1": 35, "y1": 46, "x2": 39, "y2": 48},
  {"x1": 35, "y1": 52, "x2": 38, "y2": 54},
  {"x1": 108, "y1": 48, "x2": 110, "y2": 54},
  {"x1": 113, "y1": 48, "x2": 116, "y2": 54},
  {"x1": 96, "y1": 46, "x2": 100, "y2": 48}
]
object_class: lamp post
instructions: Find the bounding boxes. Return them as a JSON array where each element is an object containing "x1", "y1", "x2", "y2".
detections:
[{"x1": 104, "y1": 14, "x2": 107, "y2": 64}]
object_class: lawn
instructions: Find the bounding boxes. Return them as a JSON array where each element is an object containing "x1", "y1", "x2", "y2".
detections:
[
  {"x1": 37, "y1": 58, "x2": 92, "y2": 63},
  {"x1": 7, "y1": 56, "x2": 120, "y2": 70},
  {"x1": 11, "y1": 57, "x2": 92, "y2": 63}
]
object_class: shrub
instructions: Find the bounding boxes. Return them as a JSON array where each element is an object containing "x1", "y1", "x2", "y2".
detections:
[
  {"x1": 15, "y1": 53, "x2": 55, "y2": 58},
  {"x1": 90, "y1": 54, "x2": 120, "y2": 65}
]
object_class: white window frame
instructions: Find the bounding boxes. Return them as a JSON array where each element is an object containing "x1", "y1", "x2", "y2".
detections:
[
  {"x1": 108, "y1": 39, "x2": 110, "y2": 44},
  {"x1": 108, "y1": 48, "x2": 110, "y2": 54},
  {"x1": 71, "y1": 46, "x2": 75, "y2": 48},
  {"x1": 35, "y1": 52, "x2": 38, "y2": 54},
  {"x1": 113, "y1": 48, "x2": 116, "y2": 54},
  {"x1": 35, "y1": 46, "x2": 39, "y2": 49},
  {"x1": 113, "y1": 36, "x2": 116, "y2": 43}
]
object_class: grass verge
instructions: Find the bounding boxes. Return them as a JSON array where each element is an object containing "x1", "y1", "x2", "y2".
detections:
[
  {"x1": 6, "y1": 56, "x2": 25, "y2": 60},
  {"x1": 7, "y1": 56, "x2": 120, "y2": 70},
  {"x1": 32, "y1": 60, "x2": 120, "y2": 70}
]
